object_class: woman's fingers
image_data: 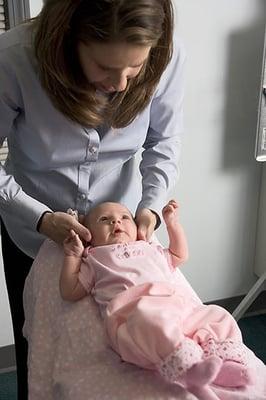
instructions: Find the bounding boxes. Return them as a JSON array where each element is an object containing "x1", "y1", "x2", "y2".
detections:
[
  {"x1": 72, "y1": 220, "x2": 91, "y2": 243},
  {"x1": 135, "y1": 208, "x2": 157, "y2": 241},
  {"x1": 39, "y1": 211, "x2": 91, "y2": 244}
]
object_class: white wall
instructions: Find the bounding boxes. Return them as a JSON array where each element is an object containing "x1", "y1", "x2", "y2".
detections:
[
  {"x1": 0, "y1": 0, "x2": 265, "y2": 347},
  {"x1": 0, "y1": 240, "x2": 13, "y2": 347},
  {"x1": 29, "y1": 0, "x2": 43, "y2": 17},
  {"x1": 157, "y1": 0, "x2": 265, "y2": 301}
]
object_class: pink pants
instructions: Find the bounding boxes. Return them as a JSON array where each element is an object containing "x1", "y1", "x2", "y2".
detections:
[{"x1": 105, "y1": 282, "x2": 244, "y2": 371}]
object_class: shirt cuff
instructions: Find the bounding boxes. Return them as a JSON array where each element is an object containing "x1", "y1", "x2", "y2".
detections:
[
  {"x1": 36, "y1": 211, "x2": 53, "y2": 232},
  {"x1": 150, "y1": 210, "x2": 161, "y2": 230},
  {"x1": 7, "y1": 190, "x2": 53, "y2": 231},
  {"x1": 137, "y1": 188, "x2": 167, "y2": 225},
  {"x1": 0, "y1": 190, "x2": 53, "y2": 257}
]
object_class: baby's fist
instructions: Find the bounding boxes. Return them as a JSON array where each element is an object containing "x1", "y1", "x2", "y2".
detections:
[
  {"x1": 162, "y1": 200, "x2": 179, "y2": 225},
  {"x1": 63, "y1": 229, "x2": 84, "y2": 257}
]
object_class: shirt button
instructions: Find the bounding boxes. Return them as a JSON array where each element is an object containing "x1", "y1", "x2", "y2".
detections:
[
  {"x1": 80, "y1": 193, "x2": 86, "y2": 200},
  {"x1": 89, "y1": 146, "x2": 97, "y2": 154}
]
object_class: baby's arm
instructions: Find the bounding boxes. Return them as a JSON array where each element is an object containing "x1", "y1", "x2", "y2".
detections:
[
  {"x1": 162, "y1": 200, "x2": 189, "y2": 266},
  {"x1": 60, "y1": 229, "x2": 88, "y2": 301}
]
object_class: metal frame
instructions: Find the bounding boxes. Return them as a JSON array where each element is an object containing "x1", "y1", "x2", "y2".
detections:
[
  {"x1": 255, "y1": 26, "x2": 266, "y2": 162},
  {"x1": 233, "y1": 29, "x2": 266, "y2": 321},
  {"x1": 232, "y1": 167, "x2": 266, "y2": 321},
  {"x1": 232, "y1": 270, "x2": 266, "y2": 321},
  {"x1": 6, "y1": 0, "x2": 30, "y2": 29}
]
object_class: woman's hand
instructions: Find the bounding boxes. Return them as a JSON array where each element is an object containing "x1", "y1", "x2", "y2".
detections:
[
  {"x1": 39, "y1": 211, "x2": 91, "y2": 245},
  {"x1": 135, "y1": 208, "x2": 157, "y2": 241}
]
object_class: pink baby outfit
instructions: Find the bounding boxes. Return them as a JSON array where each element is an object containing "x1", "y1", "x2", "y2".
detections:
[{"x1": 78, "y1": 241, "x2": 251, "y2": 385}]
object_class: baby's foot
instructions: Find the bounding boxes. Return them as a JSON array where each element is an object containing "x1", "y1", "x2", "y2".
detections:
[
  {"x1": 213, "y1": 360, "x2": 256, "y2": 387},
  {"x1": 158, "y1": 338, "x2": 203, "y2": 383},
  {"x1": 185, "y1": 356, "x2": 222, "y2": 387}
]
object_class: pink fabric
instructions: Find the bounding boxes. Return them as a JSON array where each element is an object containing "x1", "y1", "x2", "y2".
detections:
[
  {"x1": 213, "y1": 361, "x2": 255, "y2": 387},
  {"x1": 105, "y1": 281, "x2": 249, "y2": 381},
  {"x1": 79, "y1": 241, "x2": 186, "y2": 311},
  {"x1": 158, "y1": 338, "x2": 204, "y2": 381},
  {"x1": 106, "y1": 282, "x2": 201, "y2": 367},
  {"x1": 201, "y1": 338, "x2": 251, "y2": 365},
  {"x1": 81, "y1": 242, "x2": 244, "y2": 372},
  {"x1": 23, "y1": 240, "x2": 266, "y2": 400}
]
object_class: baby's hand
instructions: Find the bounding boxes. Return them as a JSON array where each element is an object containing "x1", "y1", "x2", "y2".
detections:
[
  {"x1": 162, "y1": 200, "x2": 179, "y2": 226},
  {"x1": 63, "y1": 229, "x2": 84, "y2": 257}
]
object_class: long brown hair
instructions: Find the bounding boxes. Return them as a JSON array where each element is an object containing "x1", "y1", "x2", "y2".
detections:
[{"x1": 33, "y1": 0, "x2": 174, "y2": 128}]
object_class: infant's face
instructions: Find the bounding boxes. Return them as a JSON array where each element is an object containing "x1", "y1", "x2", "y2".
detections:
[{"x1": 88, "y1": 203, "x2": 137, "y2": 246}]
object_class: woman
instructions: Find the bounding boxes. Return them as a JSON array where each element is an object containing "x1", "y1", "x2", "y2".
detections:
[{"x1": 0, "y1": 0, "x2": 185, "y2": 398}]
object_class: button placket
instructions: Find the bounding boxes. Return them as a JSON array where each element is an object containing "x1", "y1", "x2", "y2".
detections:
[
  {"x1": 89, "y1": 145, "x2": 97, "y2": 155},
  {"x1": 76, "y1": 129, "x2": 100, "y2": 212},
  {"x1": 84, "y1": 128, "x2": 100, "y2": 162}
]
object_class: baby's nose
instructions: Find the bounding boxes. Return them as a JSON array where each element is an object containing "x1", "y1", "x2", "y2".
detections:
[{"x1": 111, "y1": 219, "x2": 121, "y2": 225}]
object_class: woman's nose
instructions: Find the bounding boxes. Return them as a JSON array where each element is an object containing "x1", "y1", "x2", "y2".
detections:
[{"x1": 111, "y1": 73, "x2": 128, "y2": 92}]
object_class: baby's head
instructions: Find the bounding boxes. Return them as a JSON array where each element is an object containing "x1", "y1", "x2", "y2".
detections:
[{"x1": 84, "y1": 202, "x2": 137, "y2": 247}]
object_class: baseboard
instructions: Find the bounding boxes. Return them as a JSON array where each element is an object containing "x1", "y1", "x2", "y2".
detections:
[
  {"x1": 205, "y1": 289, "x2": 266, "y2": 316},
  {"x1": 0, "y1": 344, "x2": 16, "y2": 372},
  {"x1": 0, "y1": 366, "x2": 16, "y2": 374},
  {"x1": 0, "y1": 290, "x2": 265, "y2": 372}
]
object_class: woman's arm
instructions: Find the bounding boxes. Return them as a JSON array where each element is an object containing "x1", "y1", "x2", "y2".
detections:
[
  {"x1": 137, "y1": 39, "x2": 186, "y2": 224},
  {"x1": 0, "y1": 55, "x2": 51, "y2": 257}
]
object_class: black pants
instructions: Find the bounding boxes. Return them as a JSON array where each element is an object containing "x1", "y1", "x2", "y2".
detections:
[{"x1": 1, "y1": 221, "x2": 33, "y2": 400}]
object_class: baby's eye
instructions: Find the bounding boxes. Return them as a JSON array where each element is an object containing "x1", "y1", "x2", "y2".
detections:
[
  {"x1": 99, "y1": 216, "x2": 108, "y2": 222},
  {"x1": 122, "y1": 215, "x2": 130, "y2": 220}
]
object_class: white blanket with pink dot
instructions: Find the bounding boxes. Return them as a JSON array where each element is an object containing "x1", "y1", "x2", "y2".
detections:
[{"x1": 23, "y1": 240, "x2": 266, "y2": 400}]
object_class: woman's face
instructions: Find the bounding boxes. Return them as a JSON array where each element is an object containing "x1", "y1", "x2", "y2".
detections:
[{"x1": 77, "y1": 41, "x2": 151, "y2": 93}]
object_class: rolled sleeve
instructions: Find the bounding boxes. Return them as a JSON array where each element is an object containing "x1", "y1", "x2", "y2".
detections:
[
  {"x1": 0, "y1": 56, "x2": 51, "y2": 257},
  {"x1": 137, "y1": 38, "x2": 186, "y2": 216},
  {"x1": 0, "y1": 188, "x2": 52, "y2": 257}
]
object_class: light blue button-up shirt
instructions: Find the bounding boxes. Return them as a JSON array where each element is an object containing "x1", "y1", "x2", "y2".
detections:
[{"x1": 0, "y1": 24, "x2": 185, "y2": 258}]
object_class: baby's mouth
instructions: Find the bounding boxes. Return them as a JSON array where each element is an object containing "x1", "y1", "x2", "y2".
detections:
[{"x1": 113, "y1": 228, "x2": 123, "y2": 235}]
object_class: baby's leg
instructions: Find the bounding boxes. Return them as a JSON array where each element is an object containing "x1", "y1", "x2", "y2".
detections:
[
  {"x1": 183, "y1": 304, "x2": 255, "y2": 387},
  {"x1": 202, "y1": 338, "x2": 255, "y2": 387},
  {"x1": 108, "y1": 302, "x2": 220, "y2": 389},
  {"x1": 106, "y1": 287, "x2": 185, "y2": 371},
  {"x1": 184, "y1": 304, "x2": 243, "y2": 344},
  {"x1": 107, "y1": 285, "x2": 254, "y2": 388},
  {"x1": 158, "y1": 337, "x2": 222, "y2": 387}
]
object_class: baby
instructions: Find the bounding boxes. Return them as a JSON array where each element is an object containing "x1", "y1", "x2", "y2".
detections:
[{"x1": 60, "y1": 200, "x2": 255, "y2": 395}]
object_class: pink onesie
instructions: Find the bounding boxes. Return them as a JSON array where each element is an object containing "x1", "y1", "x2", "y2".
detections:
[{"x1": 78, "y1": 240, "x2": 249, "y2": 381}]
